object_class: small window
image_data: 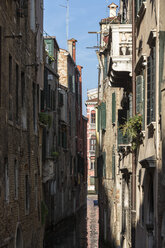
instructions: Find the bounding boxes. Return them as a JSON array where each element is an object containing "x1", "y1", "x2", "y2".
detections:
[
  {"x1": 35, "y1": 174, "x2": 38, "y2": 209},
  {"x1": 90, "y1": 136, "x2": 96, "y2": 151},
  {"x1": 90, "y1": 161, "x2": 95, "y2": 170},
  {"x1": 16, "y1": 64, "x2": 19, "y2": 122},
  {"x1": 25, "y1": 175, "x2": 30, "y2": 212},
  {"x1": 5, "y1": 158, "x2": 9, "y2": 202},
  {"x1": 14, "y1": 160, "x2": 18, "y2": 199},
  {"x1": 91, "y1": 111, "x2": 96, "y2": 124}
]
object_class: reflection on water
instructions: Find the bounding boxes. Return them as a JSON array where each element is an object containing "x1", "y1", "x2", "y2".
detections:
[{"x1": 44, "y1": 195, "x2": 99, "y2": 248}]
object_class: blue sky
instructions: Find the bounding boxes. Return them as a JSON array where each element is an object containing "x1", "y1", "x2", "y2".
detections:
[{"x1": 44, "y1": 0, "x2": 119, "y2": 115}]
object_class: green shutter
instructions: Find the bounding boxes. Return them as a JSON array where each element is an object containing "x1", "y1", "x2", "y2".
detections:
[
  {"x1": 112, "y1": 92, "x2": 116, "y2": 124},
  {"x1": 101, "y1": 102, "x2": 106, "y2": 130},
  {"x1": 112, "y1": 145, "x2": 115, "y2": 179},
  {"x1": 44, "y1": 39, "x2": 54, "y2": 57},
  {"x1": 136, "y1": 75, "x2": 143, "y2": 114},
  {"x1": 142, "y1": 73, "x2": 145, "y2": 130},
  {"x1": 103, "y1": 151, "x2": 106, "y2": 178},
  {"x1": 97, "y1": 106, "x2": 101, "y2": 132}
]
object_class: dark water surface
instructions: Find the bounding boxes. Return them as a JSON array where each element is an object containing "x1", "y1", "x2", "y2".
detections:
[{"x1": 44, "y1": 195, "x2": 99, "y2": 248}]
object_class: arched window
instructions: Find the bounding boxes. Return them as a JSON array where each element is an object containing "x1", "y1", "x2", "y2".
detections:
[{"x1": 91, "y1": 110, "x2": 96, "y2": 124}]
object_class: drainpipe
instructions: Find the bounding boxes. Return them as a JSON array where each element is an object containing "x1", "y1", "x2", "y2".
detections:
[{"x1": 132, "y1": 0, "x2": 136, "y2": 247}]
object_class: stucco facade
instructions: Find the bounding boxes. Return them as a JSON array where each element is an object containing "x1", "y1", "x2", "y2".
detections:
[{"x1": 86, "y1": 88, "x2": 98, "y2": 192}]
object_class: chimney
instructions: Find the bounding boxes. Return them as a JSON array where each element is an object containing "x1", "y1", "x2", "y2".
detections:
[
  {"x1": 108, "y1": 3, "x2": 118, "y2": 18},
  {"x1": 67, "y1": 38, "x2": 77, "y2": 63}
]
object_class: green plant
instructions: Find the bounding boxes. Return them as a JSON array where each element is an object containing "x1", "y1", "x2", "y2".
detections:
[
  {"x1": 39, "y1": 112, "x2": 52, "y2": 128},
  {"x1": 51, "y1": 151, "x2": 59, "y2": 158},
  {"x1": 48, "y1": 55, "x2": 55, "y2": 63},
  {"x1": 120, "y1": 114, "x2": 143, "y2": 150}
]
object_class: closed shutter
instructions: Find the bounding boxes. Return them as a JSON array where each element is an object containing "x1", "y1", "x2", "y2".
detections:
[
  {"x1": 142, "y1": 74, "x2": 145, "y2": 130},
  {"x1": 112, "y1": 145, "x2": 115, "y2": 179},
  {"x1": 136, "y1": 75, "x2": 143, "y2": 114},
  {"x1": 147, "y1": 47, "x2": 156, "y2": 124},
  {"x1": 151, "y1": 47, "x2": 156, "y2": 122},
  {"x1": 112, "y1": 92, "x2": 116, "y2": 124},
  {"x1": 44, "y1": 39, "x2": 54, "y2": 57},
  {"x1": 101, "y1": 102, "x2": 106, "y2": 130},
  {"x1": 103, "y1": 151, "x2": 106, "y2": 178}
]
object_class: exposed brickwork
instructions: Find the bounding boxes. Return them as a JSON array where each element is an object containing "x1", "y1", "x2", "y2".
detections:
[{"x1": 0, "y1": 1, "x2": 44, "y2": 246}]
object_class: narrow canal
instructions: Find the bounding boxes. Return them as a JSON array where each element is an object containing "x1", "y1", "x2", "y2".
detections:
[{"x1": 44, "y1": 194, "x2": 99, "y2": 248}]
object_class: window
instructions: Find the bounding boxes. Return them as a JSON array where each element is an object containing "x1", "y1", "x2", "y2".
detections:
[
  {"x1": 58, "y1": 92, "x2": 64, "y2": 106},
  {"x1": 16, "y1": 64, "x2": 19, "y2": 122},
  {"x1": 33, "y1": 83, "x2": 37, "y2": 132},
  {"x1": 90, "y1": 161, "x2": 95, "y2": 170},
  {"x1": 9, "y1": 55, "x2": 13, "y2": 121},
  {"x1": 91, "y1": 111, "x2": 96, "y2": 124},
  {"x1": 5, "y1": 158, "x2": 9, "y2": 202},
  {"x1": 21, "y1": 72, "x2": 25, "y2": 108},
  {"x1": 25, "y1": 175, "x2": 29, "y2": 212},
  {"x1": 136, "y1": 74, "x2": 145, "y2": 128},
  {"x1": 90, "y1": 136, "x2": 96, "y2": 151},
  {"x1": 103, "y1": 151, "x2": 106, "y2": 178},
  {"x1": 21, "y1": 72, "x2": 27, "y2": 129},
  {"x1": 9, "y1": 55, "x2": 12, "y2": 94},
  {"x1": 0, "y1": 27, "x2": 1, "y2": 106},
  {"x1": 101, "y1": 102, "x2": 106, "y2": 130},
  {"x1": 35, "y1": 174, "x2": 38, "y2": 209},
  {"x1": 135, "y1": 0, "x2": 145, "y2": 16},
  {"x1": 112, "y1": 92, "x2": 116, "y2": 124},
  {"x1": 147, "y1": 47, "x2": 156, "y2": 124},
  {"x1": 112, "y1": 145, "x2": 115, "y2": 179},
  {"x1": 61, "y1": 125, "x2": 67, "y2": 149},
  {"x1": 14, "y1": 160, "x2": 18, "y2": 199},
  {"x1": 30, "y1": 0, "x2": 35, "y2": 31}
]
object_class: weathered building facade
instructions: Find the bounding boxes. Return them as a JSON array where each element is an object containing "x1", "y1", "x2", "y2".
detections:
[
  {"x1": 86, "y1": 88, "x2": 98, "y2": 192},
  {"x1": 134, "y1": 0, "x2": 165, "y2": 247},
  {"x1": 56, "y1": 39, "x2": 87, "y2": 221},
  {"x1": 41, "y1": 36, "x2": 60, "y2": 229},
  {"x1": 96, "y1": 2, "x2": 132, "y2": 247},
  {"x1": 0, "y1": 0, "x2": 44, "y2": 247},
  {"x1": 96, "y1": 0, "x2": 165, "y2": 247}
]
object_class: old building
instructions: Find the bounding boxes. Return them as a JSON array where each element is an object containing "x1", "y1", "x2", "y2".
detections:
[
  {"x1": 86, "y1": 88, "x2": 98, "y2": 192},
  {"x1": 54, "y1": 38, "x2": 87, "y2": 222},
  {"x1": 0, "y1": 0, "x2": 44, "y2": 247},
  {"x1": 96, "y1": 0, "x2": 165, "y2": 247},
  {"x1": 133, "y1": 0, "x2": 165, "y2": 247},
  {"x1": 96, "y1": 1, "x2": 132, "y2": 247},
  {"x1": 40, "y1": 36, "x2": 59, "y2": 229}
]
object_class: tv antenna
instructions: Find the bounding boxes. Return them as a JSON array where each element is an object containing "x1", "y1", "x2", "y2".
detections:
[{"x1": 59, "y1": 0, "x2": 69, "y2": 49}]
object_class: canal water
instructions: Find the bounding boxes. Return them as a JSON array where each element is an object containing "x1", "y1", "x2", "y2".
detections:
[{"x1": 44, "y1": 194, "x2": 99, "y2": 248}]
